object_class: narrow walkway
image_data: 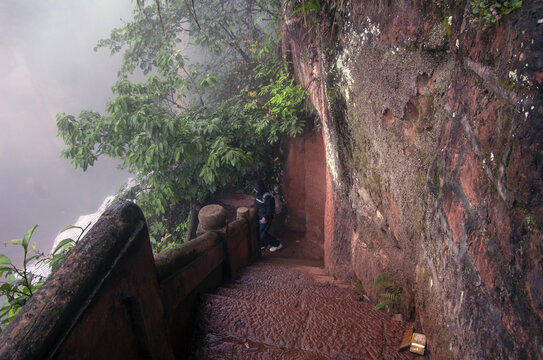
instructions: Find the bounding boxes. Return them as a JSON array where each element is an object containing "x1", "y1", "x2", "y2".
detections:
[{"x1": 188, "y1": 255, "x2": 423, "y2": 359}]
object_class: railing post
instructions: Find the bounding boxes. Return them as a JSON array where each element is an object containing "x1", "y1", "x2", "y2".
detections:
[{"x1": 196, "y1": 204, "x2": 227, "y2": 237}]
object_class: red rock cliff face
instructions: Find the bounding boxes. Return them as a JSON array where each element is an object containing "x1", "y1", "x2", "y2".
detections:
[
  {"x1": 282, "y1": 1, "x2": 543, "y2": 358},
  {"x1": 283, "y1": 130, "x2": 327, "y2": 260}
]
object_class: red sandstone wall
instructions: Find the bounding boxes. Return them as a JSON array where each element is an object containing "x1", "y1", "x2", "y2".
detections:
[
  {"x1": 284, "y1": 137, "x2": 307, "y2": 234},
  {"x1": 283, "y1": 1, "x2": 543, "y2": 358},
  {"x1": 283, "y1": 129, "x2": 327, "y2": 260}
]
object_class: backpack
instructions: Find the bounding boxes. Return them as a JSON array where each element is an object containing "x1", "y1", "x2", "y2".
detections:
[{"x1": 263, "y1": 192, "x2": 282, "y2": 215}]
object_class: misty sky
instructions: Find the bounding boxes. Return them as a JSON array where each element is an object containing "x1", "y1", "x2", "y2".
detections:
[{"x1": 0, "y1": 1, "x2": 136, "y2": 263}]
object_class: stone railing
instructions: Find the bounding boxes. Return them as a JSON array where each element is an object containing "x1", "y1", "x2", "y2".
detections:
[{"x1": 0, "y1": 201, "x2": 259, "y2": 360}]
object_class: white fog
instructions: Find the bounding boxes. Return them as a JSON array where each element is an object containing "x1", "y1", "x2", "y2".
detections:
[{"x1": 0, "y1": 1, "x2": 136, "y2": 264}]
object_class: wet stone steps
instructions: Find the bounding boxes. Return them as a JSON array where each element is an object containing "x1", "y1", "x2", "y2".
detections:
[{"x1": 189, "y1": 257, "x2": 422, "y2": 359}]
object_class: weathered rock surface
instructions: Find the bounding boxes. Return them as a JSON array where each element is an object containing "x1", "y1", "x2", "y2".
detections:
[{"x1": 282, "y1": 1, "x2": 543, "y2": 358}]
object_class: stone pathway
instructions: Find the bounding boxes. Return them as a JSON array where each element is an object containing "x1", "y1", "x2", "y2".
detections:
[{"x1": 189, "y1": 256, "x2": 424, "y2": 359}]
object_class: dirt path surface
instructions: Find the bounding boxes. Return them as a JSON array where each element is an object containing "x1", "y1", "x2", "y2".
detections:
[{"x1": 188, "y1": 255, "x2": 424, "y2": 359}]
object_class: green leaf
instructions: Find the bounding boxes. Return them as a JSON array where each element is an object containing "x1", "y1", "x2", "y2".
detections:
[
  {"x1": 59, "y1": 225, "x2": 83, "y2": 233},
  {"x1": 0, "y1": 266, "x2": 13, "y2": 274},
  {"x1": 373, "y1": 299, "x2": 393, "y2": 311},
  {"x1": 22, "y1": 225, "x2": 38, "y2": 251},
  {"x1": 0, "y1": 283, "x2": 12, "y2": 293},
  {"x1": 49, "y1": 255, "x2": 66, "y2": 272},
  {"x1": 52, "y1": 239, "x2": 75, "y2": 255},
  {"x1": 0, "y1": 306, "x2": 11, "y2": 319},
  {"x1": 26, "y1": 254, "x2": 42, "y2": 263},
  {"x1": 379, "y1": 292, "x2": 398, "y2": 300},
  {"x1": 5, "y1": 239, "x2": 22, "y2": 246},
  {"x1": 0, "y1": 254, "x2": 11, "y2": 265}
]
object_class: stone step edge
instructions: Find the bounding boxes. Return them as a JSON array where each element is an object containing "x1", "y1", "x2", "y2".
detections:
[
  {"x1": 200, "y1": 291, "x2": 398, "y2": 329},
  {"x1": 220, "y1": 279, "x2": 362, "y2": 300},
  {"x1": 201, "y1": 292, "x2": 307, "y2": 316},
  {"x1": 196, "y1": 293, "x2": 310, "y2": 350},
  {"x1": 232, "y1": 264, "x2": 356, "y2": 290},
  {"x1": 194, "y1": 331, "x2": 336, "y2": 359},
  {"x1": 212, "y1": 285, "x2": 366, "y2": 308},
  {"x1": 194, "y1": 296, "x2": 339, "y2": 358}
]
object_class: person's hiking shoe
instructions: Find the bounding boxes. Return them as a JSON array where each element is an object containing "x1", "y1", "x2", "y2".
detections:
[{"x1": 269, "y1": 243, "x2": 283, "y2": 252}]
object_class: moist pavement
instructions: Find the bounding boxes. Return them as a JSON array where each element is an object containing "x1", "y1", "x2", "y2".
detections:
[{"x1": 188, "y1": 243, "x2": 425, "y2": 359}]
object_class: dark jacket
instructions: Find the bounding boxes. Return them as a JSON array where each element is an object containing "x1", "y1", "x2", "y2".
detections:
[{"x1": 253, "y1": 180, "x2": 274, "y2": 221}]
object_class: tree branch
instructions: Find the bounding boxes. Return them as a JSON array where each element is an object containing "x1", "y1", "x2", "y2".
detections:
[
  {"x1": 184, "y1": 0, "x2": 201, "y2": 29},
  {"x1": 156, "y1": 0, "x2": 166, "y2": 35},
  {"x1": 218, "y1": 22, "x2": 252, "y2": 63}
]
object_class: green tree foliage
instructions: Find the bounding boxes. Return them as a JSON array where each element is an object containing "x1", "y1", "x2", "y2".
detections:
[{"x1": 57, "y1": 0, "x2": 308, "y2": 250}]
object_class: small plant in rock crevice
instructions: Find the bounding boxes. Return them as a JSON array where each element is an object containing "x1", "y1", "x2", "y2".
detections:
[
  {"x1": 285, "y1": 0, "x2": 322, "y2": 20},
  {"x1": 469, "y1": 0, "x2": 522, "y2": 28},
  {"x1": 372, "y1": 273, "x2": 402, "y2": 311}
]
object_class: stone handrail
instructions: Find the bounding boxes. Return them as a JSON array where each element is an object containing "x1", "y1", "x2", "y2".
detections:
[{"x1": 0, "y1": 201, "x2": 259, "y2": 360}]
